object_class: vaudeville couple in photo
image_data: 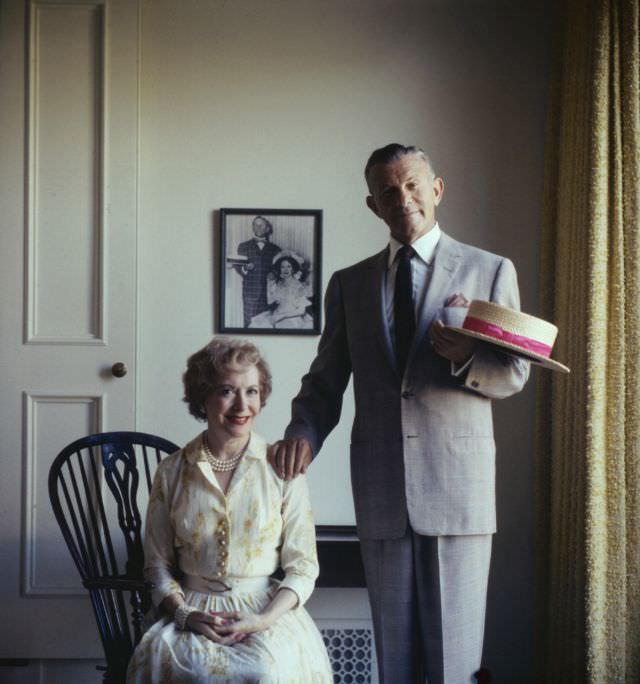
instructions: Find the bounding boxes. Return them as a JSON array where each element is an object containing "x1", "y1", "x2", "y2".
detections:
[{"x1": 231, "y1": 215, "x2": 314, "y2": 331}]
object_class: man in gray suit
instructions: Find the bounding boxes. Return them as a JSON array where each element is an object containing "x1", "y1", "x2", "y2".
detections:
[{"x1": 270, "y1": 144, "x2": 529, "y2": 683}]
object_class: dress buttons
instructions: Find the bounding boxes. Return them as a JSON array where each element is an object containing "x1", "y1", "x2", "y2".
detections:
[{"x1": 216, "y1": 518, "x2": 229, "y2": 577}]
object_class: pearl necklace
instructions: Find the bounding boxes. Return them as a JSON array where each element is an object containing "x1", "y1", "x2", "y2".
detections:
[{"x1": 202, "y1": 432, "x2": 248, "y2": 472}]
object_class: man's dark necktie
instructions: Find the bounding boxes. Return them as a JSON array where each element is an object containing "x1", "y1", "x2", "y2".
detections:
[{"x1": 394, "y1": 245, "x2": 416, "y2": 374}]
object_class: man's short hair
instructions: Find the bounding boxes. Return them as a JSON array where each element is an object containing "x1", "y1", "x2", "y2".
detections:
[{"x1": 364, "y1": 143, "x2": 435, "y2": 185}]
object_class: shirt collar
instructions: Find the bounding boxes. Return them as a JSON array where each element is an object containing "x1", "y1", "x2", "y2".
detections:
[{"x1": 387, "y1": 223, "x2": 441, "y2": 269}]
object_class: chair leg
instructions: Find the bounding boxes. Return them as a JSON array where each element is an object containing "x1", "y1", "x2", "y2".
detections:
[{"x1": 98, "y1": 664, "x2": 127, "y2": 684}]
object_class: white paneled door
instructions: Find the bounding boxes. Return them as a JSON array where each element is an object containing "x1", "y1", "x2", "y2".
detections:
[{"x1": 0, "y1": 0, "x2": 139, "y2": 657}]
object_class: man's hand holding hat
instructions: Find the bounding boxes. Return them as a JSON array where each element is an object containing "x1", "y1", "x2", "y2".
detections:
[{"x1": 430, "y1": 293, "x2": 476, "y2": 364}]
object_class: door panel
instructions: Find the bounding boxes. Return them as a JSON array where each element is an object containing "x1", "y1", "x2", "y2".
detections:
[
  {"x1": 0, "y1": 0, "x2": 139, "y2": 657},
  {"x1": 27, "y1": 2, "x2": 104, "y2": 343}
]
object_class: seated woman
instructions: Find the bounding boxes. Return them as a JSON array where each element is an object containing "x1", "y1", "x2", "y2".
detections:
[
  {"x1": 249, "y1": 251, "x2": 314, "y2": 329},
  {"x1": 127, "y1": 337, "x2": 332, "y2": 683}
]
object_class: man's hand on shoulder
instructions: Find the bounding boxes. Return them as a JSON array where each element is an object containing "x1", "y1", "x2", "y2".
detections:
[{"x1": 268, "y1": 438, "x2": 312, "y2": 481}]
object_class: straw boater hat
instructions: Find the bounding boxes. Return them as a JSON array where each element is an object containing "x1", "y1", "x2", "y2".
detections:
[{"x1": 446, "y1": 300, "x2": 570, "y2": 373}]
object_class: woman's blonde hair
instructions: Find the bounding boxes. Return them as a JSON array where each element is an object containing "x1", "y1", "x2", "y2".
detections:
[{"x1": 182, "y1": 337, "x2": 272, "y2": 420}]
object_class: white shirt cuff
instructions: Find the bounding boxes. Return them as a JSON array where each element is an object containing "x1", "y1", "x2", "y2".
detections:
[{"x1": 451, "y1": 354, "x2": 475, "y2": 377}]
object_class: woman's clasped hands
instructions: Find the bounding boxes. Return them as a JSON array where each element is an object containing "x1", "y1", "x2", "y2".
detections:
[{"x1": 185, "y1": 609, "x2": 270, "y2": 645}]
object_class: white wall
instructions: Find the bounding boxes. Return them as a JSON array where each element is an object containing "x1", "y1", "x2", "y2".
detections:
[{"x1": 136, "y1": 1, "x2": 549, "y2": 681}]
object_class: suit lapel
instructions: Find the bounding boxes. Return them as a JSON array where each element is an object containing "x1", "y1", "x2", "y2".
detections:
[
  {"x1": 370, "y1": 248, "x2": 397, "y2": 374},
  {"x1": 411, "y1": 232, "x2": 463, "y2": 357}
]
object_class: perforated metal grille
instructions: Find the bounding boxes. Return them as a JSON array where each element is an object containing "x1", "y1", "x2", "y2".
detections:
[{"x1": 321, "y1": 628, "x2": 373, "y2": 684}]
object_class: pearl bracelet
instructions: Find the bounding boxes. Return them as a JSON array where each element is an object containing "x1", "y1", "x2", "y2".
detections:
[{"x1": 174, "y1": 603, "x2": 198, "y2": 630}]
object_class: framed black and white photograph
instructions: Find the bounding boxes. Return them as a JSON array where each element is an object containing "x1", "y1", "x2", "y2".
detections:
[{"x1": 219, "y1": 208, "x2": 322, "y2": 334}]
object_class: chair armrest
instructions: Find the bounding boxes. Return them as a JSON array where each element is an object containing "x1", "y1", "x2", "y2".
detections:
[{"x1": 83, "y1": 576, "x2": 154, "y2": 593}]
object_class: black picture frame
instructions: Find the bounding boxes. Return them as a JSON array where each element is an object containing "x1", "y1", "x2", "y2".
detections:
[{"x1": 219, "y1": 208, "x2": 322, "y2": 335}]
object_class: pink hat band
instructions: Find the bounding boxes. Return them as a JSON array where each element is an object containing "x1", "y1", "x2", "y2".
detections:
[{"x1": 463, "y1": 316, "x2": 553, "y2": 358}]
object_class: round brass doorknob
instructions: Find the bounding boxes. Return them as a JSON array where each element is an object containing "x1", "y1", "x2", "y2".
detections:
[{"x1": 111, "y1": 362, "x2": 128, "y2": 378}]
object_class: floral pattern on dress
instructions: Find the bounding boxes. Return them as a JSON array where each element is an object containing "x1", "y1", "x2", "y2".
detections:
[{"x1": 126, "y1": 432, "x2": 332, "y2": 683}]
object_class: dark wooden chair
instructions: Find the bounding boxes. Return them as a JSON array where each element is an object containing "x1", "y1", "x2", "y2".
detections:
[{"x1": 48, "y1": 431, "x2": 180, "y2": 684}]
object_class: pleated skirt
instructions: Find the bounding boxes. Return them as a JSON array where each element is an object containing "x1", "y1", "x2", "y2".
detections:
[{"x1": 126, "y1": 582, "x2": 333, "y2": 684}]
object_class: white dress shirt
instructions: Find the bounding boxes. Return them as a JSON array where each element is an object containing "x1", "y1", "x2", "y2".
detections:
[{"x1": 385, "y1": 223, "x2": 442, "y2": 336}]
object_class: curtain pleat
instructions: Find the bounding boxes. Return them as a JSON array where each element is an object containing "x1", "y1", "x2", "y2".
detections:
[{"x1": 536, "y1": 0, "x2": 640, "y2": 681}]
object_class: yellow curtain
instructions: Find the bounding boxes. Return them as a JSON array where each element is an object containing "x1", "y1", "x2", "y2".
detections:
[{"x1": 536, "y1": 0, "x2": 640, "y2": 681}]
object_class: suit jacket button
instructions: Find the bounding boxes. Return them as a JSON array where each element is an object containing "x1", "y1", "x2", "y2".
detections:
[
  {"x1": 401, "y1": 391, "x2": 413, "y2": 399},
  {"x1": 471, "y1": 380, "x2": 479, "y2": 388}
]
